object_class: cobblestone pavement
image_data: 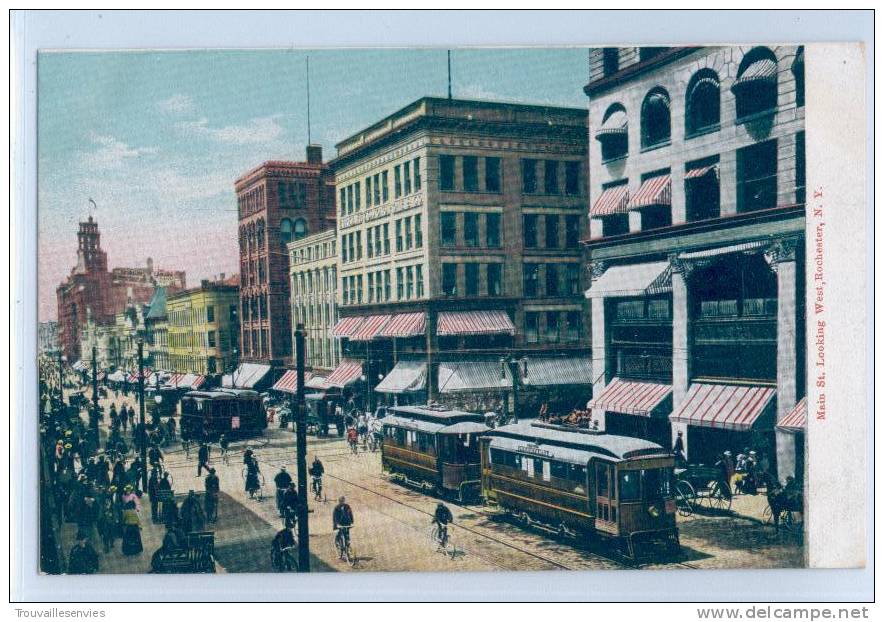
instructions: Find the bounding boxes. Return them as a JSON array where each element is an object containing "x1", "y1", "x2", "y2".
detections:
[{"x1": 76, "y1": 388, "x2": 805, "y2": 573}]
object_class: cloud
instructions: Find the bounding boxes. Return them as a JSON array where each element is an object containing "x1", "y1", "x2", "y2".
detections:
[
  {"x1": 80, "y1": 133, "x2": 158, "y2": 171},
  {"x1": 176, "y1": 115, "x2": 286, "y2": 146},
  {"x1": 157, "y1": 94, "x2": 196, "y2": 115}
]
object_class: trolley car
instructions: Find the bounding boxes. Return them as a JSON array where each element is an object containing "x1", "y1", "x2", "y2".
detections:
[
  {"x1": 480, "y1": 421, "x2": 679, "y2": 558},
  {"x1": 180, "y1": 389, "x2": 267, "y2": 441},
  {"x1": 381, "y1": 404, "x2": 490, "y2": 501}
]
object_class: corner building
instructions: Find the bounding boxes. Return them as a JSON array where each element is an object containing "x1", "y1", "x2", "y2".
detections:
[{"x1": 583, "y1": 46, "x2": 806, "y2": 482}]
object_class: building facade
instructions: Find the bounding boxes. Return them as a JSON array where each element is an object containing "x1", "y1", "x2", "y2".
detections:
[
  {"x1": 166, "y1": 281, "x2": 240, "y2": 375},
  {"x1": 235, "y1": 145, "x2": 336, "y2": 370},
  {"x1": 583, "y1": 46, "x2": 806, "y2": 481},
  {"x1": 38, "y1": 321, "x2": 59, "y2": 354},
  {"x1": 328, "y1": 98, "x2": 591, "y2": 415},
  {"x1": 289, "y1": 228, "x2": 341, "y2": 372}
]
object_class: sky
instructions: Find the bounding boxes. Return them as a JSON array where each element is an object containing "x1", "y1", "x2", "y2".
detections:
[{"x1": 38, "y1": 47, "x2": 589, "y2": 321}]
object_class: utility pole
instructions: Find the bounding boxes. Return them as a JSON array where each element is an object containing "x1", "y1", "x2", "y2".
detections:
[
  {"x1": 138, "y1": 339, "x2": 148, "y2": 492},
  {"x1": 447, "y1": 50, "x2": 452, "y2": 99},
  {"x1": 294, "y1": 323, "x2": 310, "y2": 572},
  {"x1": 509, "y1": 357, "x2": 520, "y2": 424},
  {"x1": 57, "y1": 350, "x2": 64, "y2": 405},
  {"x1": 91, "y1": 346, "x2": 100, "y2": 450}
]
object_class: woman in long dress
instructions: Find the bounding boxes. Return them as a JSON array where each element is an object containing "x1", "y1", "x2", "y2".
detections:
[
  {"x1": 245, "y1": 459, "x2": 261, "y2": 499},
  {"x1": 121, "y1": 500, "x2": 143, "y2": 555}
]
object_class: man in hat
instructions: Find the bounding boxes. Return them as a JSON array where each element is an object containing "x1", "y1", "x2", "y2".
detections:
[
  {"x1": 197, "y1": 442, "x2": 210, "y2": 477},
  {"x1": 273, "y1": 466, "x2": 293, "y2": 517},
  {"x1": 204, "y1": 468, "x2": 220, "y2": 522},
  {"x1": 179, "y1": 489, "x2": 206, "y2": 534},
  {"x1": 148, "y1": 468, "x2": 161, "y2": 521},
  {"x1": 67, "y1": 535, "x2": 99, "y2": 574}
]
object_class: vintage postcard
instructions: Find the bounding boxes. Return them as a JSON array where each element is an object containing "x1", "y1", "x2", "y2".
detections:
[{"x1": 14, "y1": 11, "x2": 870, "y2": 603}]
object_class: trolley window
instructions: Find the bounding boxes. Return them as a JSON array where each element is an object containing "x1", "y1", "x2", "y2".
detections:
[
  {"x1": 551, "y1": 461, "x2": 586, "y2": 483},
  {"x1": 618, "y1": 470, "x2": 641, "y2": 502},
  {"x1": 642, "y1": 468, "x2": 673, "y2": 500}
]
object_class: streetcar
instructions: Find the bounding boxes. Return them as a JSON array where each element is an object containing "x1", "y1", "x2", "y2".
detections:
[
  {"x1": 480, "y1": 421, "x2": 679, "y2": 559},
  {"x1": 381, "y1": 404, "x2": 490, "y2": 501},
  {"x1": 179, "y1": 389, "x2": 268, "y2": 441}
]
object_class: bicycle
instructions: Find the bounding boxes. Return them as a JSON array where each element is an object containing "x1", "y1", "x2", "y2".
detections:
[
  {"x1": 243, "y1": 468, "x2": 265, "y2": 501},
  {"x1": 182, "y1": 439, "x2": 192, "y2": 460},
  {"x1": 270, "y1": 544, "x2": 298, "y2": 572},
  {"x1": 348, "y1": 439, "x2": 359, "y2": 456},
  {"x1": 334, "y1": 526, "x2": 356, "y2": 566},
  {"x1": 311, "y1": 476, "x2": 324, "y2": 502},
  {"x1": 430, "y1": 522, "x2": 450, "y2": 551}
]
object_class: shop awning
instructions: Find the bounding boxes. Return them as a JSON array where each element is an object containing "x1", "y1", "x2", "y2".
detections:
[
  {"x1": 594, "y1": 109, "x2": 628, "y2": 140},
  {"x1": 379, "y1": 312, "x2": 426, "y2": 338},
  {"x1": 272, "y1": 369, "x2": 315, "y2": 394},
  {"x1": 374, "y1": 360, "x2": 427, "y2": 394},
  {"x1": 349, "y1": 315, "x2": 392, "y2": 341},
  {"x1": 588, "y1": 378, "x2": 672, "y2": 417},
  {"x1": 326, "y1": 359, "x2": 363, "y2": 388},
  {"x1": 178, "y1": 373, "x2": 207, "y2": 390},
  {"x1": 685, "y1": 164, "x2": 718, "y2": 180},
  {"x1": 438, "y1": 361, "x2": 512, "y2": 393},
  {"x1": 679, "y1": 240, "x2": 769, "y2": 260},
  {"x1": 669, "y1": 383, "x2": 776, "y2": 432},
  {"x1": 777, "y1": 397, "x2": 806, "y2": 433},
  {"x1": 522, "y1": 356, "x2": 593, "y2": 386},
  {"x1": 590, "y1": 184, "x2": 630, "y2": 216},
  {"x1": 586, "y1": 261, "x2": 672, "y2": 299},
  {"x1": 107, "y1": 370, "x2": 127, "y2": 383},
  {"x1": 732, "y1": 58, "x2": 778, "y2": 89},
  {"x1": 437, "y1": 310, "x2": 515, "y2": 337},
  {"x1": 332, "y1": 316, "x2": 365, "y2": 338},
  {"x1": 126, "y1": 369, "x2": 151, "y2": 384},
  {"x1": 222, "y1": 363, "x2": 270, "y2": 389},
  {"x1": 306, "y1": 375, "x2": 330, "y2": 390},
  {"x1": 629, "y1": 174, "x2": 671, "y2": 209},
  {"x1": 165, "y1": 372, "x2": 186, "y2": 387}
]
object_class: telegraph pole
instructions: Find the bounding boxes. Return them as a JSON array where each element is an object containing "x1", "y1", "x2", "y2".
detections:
[
  {"x1": 294, "y1": 323, "x2": 310, "y2": 572},
  {"x1": 138, "y1": 340, "x2": 148, "y2": 492},
  {"x1": 91, "y1": 346, "x2": 100, "y2": 450}
]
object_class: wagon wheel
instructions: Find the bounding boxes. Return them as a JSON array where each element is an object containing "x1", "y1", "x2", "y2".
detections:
[
  {"x1": 674, "y1": 480, "x2": 696, "y2": 517},
  {"x1": 704, "y1": 480, "x2": 732, "y2": 513}
]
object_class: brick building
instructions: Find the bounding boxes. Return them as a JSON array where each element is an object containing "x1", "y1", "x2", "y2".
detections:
[
  {"x1": 582, "y1": 46, "x2": 806, "y2": 481},
  {"x1": 166, "y1": 280, "x2": 240, "y2": 376}
]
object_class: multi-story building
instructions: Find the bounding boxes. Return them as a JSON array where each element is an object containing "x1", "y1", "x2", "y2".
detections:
[
  {"x1": 234, "y1": 145, "x2": 336, "y2": 378},
  {"x1": 144, "y1": 287, "x2": 169, "y2": 371},
  {"x1": 328, "y1": 97, "x2": 592, "y2": 415},
  {"x1": 166, "y1": 280, "x2": 240, "y2": 376},
  {"x1": 80, "y1": 312, "x2": 121, "y2": 371},
  {"x1": 38, "y1": 321, "x2": 59, "y2": 354},
  {"x1": 583, "y1": 46, "x2": 806, "y2": 481},
  {"x1": 288, "y1": 228, "x2": 341, "y2": 373}
]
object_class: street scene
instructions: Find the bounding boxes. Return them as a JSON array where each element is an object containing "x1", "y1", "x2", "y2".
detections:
[{"x1": 38, "y1": 44, "x2": 807, "y2": 576}]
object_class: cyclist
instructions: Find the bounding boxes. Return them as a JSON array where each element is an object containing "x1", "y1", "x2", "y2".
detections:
[
  {"x1": 332, "y1": 496, "x2": 354, "y2": 557},
  {"x1": 369, "y1": 417, "x2": 383, "y2": 452},
  {"x1": 308, "y1": 457, "x2": 324, "y2": 499},
  {"x1": 433, "y1": 502, "x2": 454, "y2": 548},
  {"x1": 271, "y1": 519, "x2": 297, "y2": 571},
  {"x1": 273, "y1": 466, "x2": 293, "y2": 517},
  {"x1": 147, "y1": 443, "x2": 164, "y2": 470},
  {"x1": 281, "y1": 482, "x2": 300, "y2": 525},
  {"x1": 346, "y1": 426, "x2": 359, "y2": 455},
  {"x1": 357, "y1": 414, "x2": 368, "y2": 447}
]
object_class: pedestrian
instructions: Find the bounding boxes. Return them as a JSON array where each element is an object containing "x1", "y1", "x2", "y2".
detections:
[
  {"x1": 197, "y1": 442, "x2": 210, "y2": 477},
  {"x1": 179, "y1": 489, "x2": 206, "y2": 534},
  {"x1": 672, "y1": 431, "x2": 686, "y2": 466},
  {"x1": 204, "y1": 468, "x2": 220, "y2": 523},
  {"x1": 245, "y1": 458, "x2": 262, "y2": 499},
  {"x1": 120, "y1": 499, "x2": 143, "y2": 556},
  {"x1": 67, "y1": 536, "x2": 100, "y2": 574},
  {"x1": 148, "y1": 444, "x2": 163, "y2": 470},
  {"x1": 96, "y1": 493, "x2": 118, "y2": 553},
  {"x1": 148, "y1": 468, "x2": 160, "y2": 521}
]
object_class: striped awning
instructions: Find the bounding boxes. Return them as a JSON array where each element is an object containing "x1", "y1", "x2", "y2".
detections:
[
  {"x1": 438, "y1": 361, "x2": 512, "y2": 393},
  {"x1": 679, "y1": 240, "x2": 769, "y2": 260},
  {"x1": 595, "y1": 109, "x2": 628, "y2": 140},
  {"x1": 222, "y1": 363, "x2": 270, "y2": 389},
  {"x1": 629, "y1": 175, "x2": 671, "y2": 209},
  {"x1": 590, "y1": 184, "x2": 630, "y2": 216},
  {"x1": 332, "y1": 316, "x2": 366, "y2": 338},
  {"x1": 165, "y1": 372, "x2": 186, "y2": 387},
  {"x1": 522, "y1": 357, "x2": 593, "y2": 386},
  {"x1": 586, "y1": 260, "x2": 672, "y2": 299},
  {"x1": 179, "y1": 373, "x2": 207, "y2": 390},
  {"x1": 669, "y1": 383, "x2": 776, "y2": 431},
  {"x1": 685, "y1": 164, "x2": 718, "y2": 180},
  {"x1": 777, "y1": 397, "x2": 806, "y2": 433},
  {"x1": 349, "y1": 315, "x2": 392, "y2": 341},
  {"x1": 272, "y1": 369, "x2": 315, "y2": 394},
  {"x1": 127, "y1": 369, "x2": 151, "y2": 384},
  {"x1": 374, "y1": 360, "x2": 427, "y2": 394},
  {"x1": 437, "y1": 310, "x2": 515, "y2": 337},
  {"x1": 732, "y1": 58, "x2": 778, "y2": 89},
  {"x1": 588, "y1": 378, "x2": 672, "y2": 417},
  {"x1": 326, "y1": 359, "x2": 363, "y2": 388},
  {"x1": 379, "y1": 312, "x2": 426, "y2": 338}
]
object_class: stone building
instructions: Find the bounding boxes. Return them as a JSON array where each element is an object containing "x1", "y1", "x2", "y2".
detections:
[
  {"x1": 38, "y1": 321, "x2": 59, "y2": 354},
  {"x1": 166, "y1": 280, "x2": 240, "y2": 376},
  {"x1": 583, "y1": 46, "x2": 806, "y2": 481},
  {"x1": 327, "y1": 97, "x2": 592, "y2": 416}
]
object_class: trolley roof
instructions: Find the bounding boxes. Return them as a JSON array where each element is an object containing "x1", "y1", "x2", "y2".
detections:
[
  {"x1": 182, "y1": 389, "x2": 260, "y2": 400},
  {"x1": 383, "y1": 414, "x2": 490, "y2": 436},
  {"x1": 389, "y1": 404, "x2": 485, "y2": 424}
]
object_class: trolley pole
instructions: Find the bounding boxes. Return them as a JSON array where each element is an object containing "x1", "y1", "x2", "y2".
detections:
[
  {"x1": 138, "y1": 340, "x2": 148, "y2": 492},
  {"x1": 294, "y1": 323, "x2": 310, "y2": 572},
  {"x1": 91, "y1": 346, "x2": 100, "y2": 451}
]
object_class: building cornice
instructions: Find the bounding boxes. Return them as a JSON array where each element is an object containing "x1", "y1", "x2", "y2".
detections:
[{"x1": 583, "y1": 47, "x2": 702, "y2": 98}]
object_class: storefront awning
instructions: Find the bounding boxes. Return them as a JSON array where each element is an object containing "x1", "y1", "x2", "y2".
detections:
[
  {"x1": 379, "y1": 312, "x2": 426, "y2": 338},
  {"x1": 522, "y1": 356, "x2": 593, "y2": 386},
  {"x1": 222, "y1": 363, "x2": 270, "y2": 389},
  {"x1": 437, "y1": 310, "x2": 515, "y2": 337},
  {"x1": 178, "y1": 373, "x2": 207, "y2": 390},
  {"x1": 588, "y1": 378, "x2": 672, "y2": 417},
  {"x1": 777, "y1": 397, "x2": 806, "y2": 433},
  {"x1": 126, "y1": 369, "x2": 151, "y2": 384},
  {"x1": 374, "y1": 360, "x2": 427, "y2": 394},
  {"x1": 679, "y1": 240, "x2": 769, "y2": 260},
  {"x1": 326, "y1": 359, "x2": 363, "y2": 388},
  {"x1": 594, "y1": 109, "x2": 628, "y2": 140},
  {"x1": 629, "y1": 175, "x2": 671, "y2": 209},
  {"x1": 332, "y1": 316, "x2": 365, "y2": 338},
  {"x1": 438, "y1": 361, "x2": 512, "y2": 393},
  {"x1": 590, "y1": 184, "x2": 630, "y2": 216},
  {"x1": 669, "y1": 383, "x2": 776, "y2": 432},
  {"x1": 306, "y1": 375, "x2": 330, "y2": 390},
  {"x1": 685, "y1": 164, "x2": 718, "y2": 180},
  {"x1": 272, "y1": 369, "x2": 315, "y2": 394},
  {"x1": 586, "y1": 261, "x2": 672, "y2": 299},
  {"x1": 349, "y1": 314, "x2": 392, "y2": 341},
  {"x1": 165, "y1": 372, "x2": 186, "y2": 387},
  {"x1": 732, "y1": 58, "x2": 778, "y2": 89}
]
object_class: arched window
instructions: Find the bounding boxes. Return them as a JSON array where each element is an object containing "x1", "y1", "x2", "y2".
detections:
[
  {"x1": 280, "y1": 218, "x2": 293, "y2": 245},
  {"x1": 792, "y1": 46, "x2": 804, "y2": 108},
  {"x1": 595, "y1": 103, "x2": 628, "y2": 161},
  {"x1": 686, "y1": 69, "x2": 721, "y2": 136},
  {"x1": 732, "y1": 47, "x2": 778, "y2": 119},
  {"x1": 641, "y1": 88, "x2": 671, "y2": 148},
  {"x1": 238, "y1": 226, "x2": 246, "y2": 252},
  {"x1": 293, "y1": 218, "x2": 308, "y2": 240},
  {"x1": 256, "y1": 219, "x2": 265, "y2": 248}
]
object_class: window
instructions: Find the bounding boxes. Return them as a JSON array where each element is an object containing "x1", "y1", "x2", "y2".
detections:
[
  {"x1": 485, "y1": 157, "x2": 501, "y2": 192},
  {"x1": 566, "y1": 263, "x2": 580, "y2": 295},
  {"x1": 639, "y1": 47, "x2": 666, "y2": 62},
  {"x1": 441, "y1": 212, "x2": 456, "y2": 247},
  {"x1": 207, "y1": 330, "x2": 216, "y2": 348},
  {"x1": 487, "y1": 263, "x2": 502, "y2": 296},
  {"x1": 206, "y1": 305, "x2": 215, "y2": 323},
  {"x1": 565, "y1": 161, "x2": 580, "y2": 195},
  {"x1": 618, "y1": 471, "x2": 641, "y2": 502},
  {"x1": 354, "y1": 181, "x2": 361, "y2": 211},
  {"x1": 545, "y1": 214, "x2": 559, "y2": 248},
  {"x1": 384, "y1": 270, "x2": 391, "y2": 301},
  {"x1": 365, "y1": 177, "x2": 372, "y2": 207},
  {"x1": 383, "y1": 223, "x2": 390, "y2": 255},
  {"x1": 396, "y1": 219, "x2": 403, "y2": 252},
  {"x1": 406, "y1": 266, "x2": 414, "y2": 299},
  {"x1": 566, "y1": 311, "x2": 581, "y2": 342},
  {"x1": 523, "y1": 214, "x2": 538, "y2": 248},
  {"x1": 545, "y1": 264, "x2": 560, "y2": 296},
  {"x1": 414, "y1": 157, "x2": 421, "y2": 190},
  {"x1": 374, "y1": 225, "x2": 382, "y2": 256},
  {"x1": 373, "y1": 173, "x2": 381, "y2": 205},
  {"x1": 686, "y1": 159, "x2": 721, "y2": 221},
  {"x1": 394, "y1": 165, "x2": 402, "y2": 197},
  {"x1": 545, "y1": 312, "x2": 560, "y2": 342},
  {"x1": 280, "y1": 218, "x2": 293, "y2": 244},
  {"x1": 381, "y1": 171, "x2": 389, "y2": 202},
  {"x1": 793, "y1": 46, "x2": 805, "y2": 108},
  {"x1": 486, "y1": 213, "x2": 501, "y2": 248},
  {"x1": 737, "y1": 139, "x2": 778, "y2": 213},
  {"x1": 416, "y1": 264, "x2": 424, "y2": 298},
  {"x1": 403, "y1": 160, "x2": 412, "y2": 195},
  {"x1": 523, "y1": 263, "x2": 539, "y2": 298},
  {"x1": 374, "y1": 270, "x2": 383, "y2": 302},
  {"x1": 404, "y1": 215, "x2": 413, "y2": 249},
  {"x1": 734, "y1": 47, "x2": 778, "y2": 119},
  {"x1": 366, "y1": 227, "x2": 374, "y2": 258},
  {"x1": 521, "y1": 159, "x2": 537, "y2": 193},
  {"x1": 525, "y1": 312, "x2": 539, "y2": 343},
  {"x1": 464, "y1": 212, "x2": 479, "y2": 247},
  {"x1": 456, "y1": 156, "x2": 477, "y2": 193},
  {"x1": 641, "y1": 88, "x2": 671, "y2": 148},
  {"x1": 544, "y1": 160, "x2": 559, "y2": 194},
  {"x1": 414, "y1": 214, "x2": 423, "y2": 248},
  {"x1": 686, "y1": 70, "x2": 721, "y2": 135},
  {"x1": 442, "y1": 263, "x2": 458, "y2": 296},
  {"x1": 465, "y1": 263, "x2": 479, "y2": 296},
  {"x1": 565, "y1": 215, "x2": 580, "y2": 248},
  {"x1": 439, "y1": 155, "x2": 454, "y2": 191},
  {"x1": 367, "y1": 273, "x2": 375, "y2": 302},
  {"x1": 354, "y1": 229, "x2": 362, "y2": 258},
  {"x1": 598, "y1": 104, "x2": 628, "y2": 161},
  {"x1": 356, "y1": 275, "x2": 363, "y2": 303},
  {"x1": 342, "y1": 277, "x2": 350, "y2": 304},
  {"x1": 346, "y1": 186, "x2": 354, "y2": 214},
  {"x1": 396, "y1": 267, "x2": 404, "y2": 299},
  {"x1": 603, "y1": 47, "x2": 619, "y2": 75},
  {"x1": 603, "y1": 214, "x2": 629, "y2": 237},
  {"x1": 796, "y1": 131, "x2": 806, "y2": 205}
]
